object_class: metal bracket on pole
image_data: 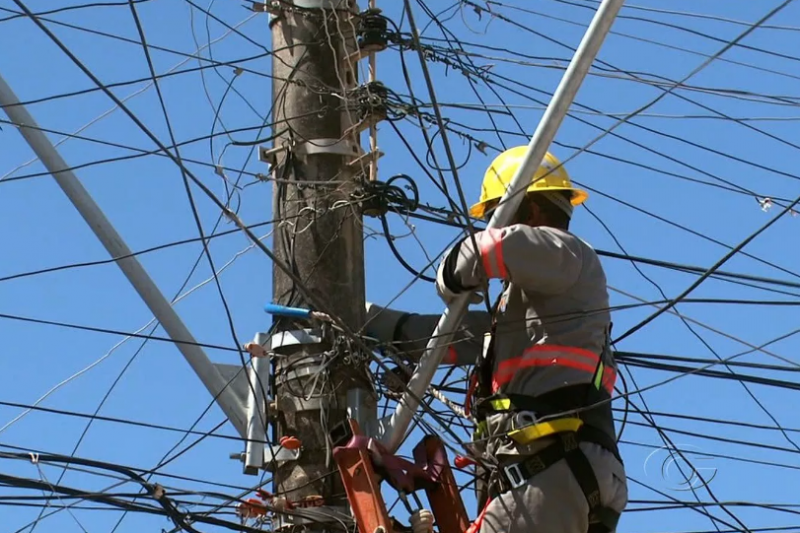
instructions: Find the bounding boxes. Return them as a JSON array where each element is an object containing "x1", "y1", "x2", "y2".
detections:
[
  {"x1": 259, "y1": 139, "x2": 363, "y2": 166},
  {"x1": 0, "y1": 72, "x2": 249, "y2": 439},
  {"x1": 274, "y1": 506, "x2": 352, "y2": 531},
  {"x1": 244, "y1": 333, "x2": 271, "y2": 475},
  {"x1": 375, "y1": 0, "x2": 626, "y2": 453},
  {"x1": 295, "y1": 0, "x2": 347, "y2": 8},
  {"x1": 264, "y1": 444, "x2": 301, "y2": 466},
  {"x1": 269, "y1": 329, "x2": 324, "y2": 350},
  {"x1": 295, "y1": 138, "x2": 362, "y2": 158},
  {"x1": 230, "y1": 445, "x2": 301, "y2": 472},
  {"x1": 254, "y1": 0, "x2": 346, "y2": 13},
  {"x1": 270, "y1": 329, "x2": 339, "y2": 414}
]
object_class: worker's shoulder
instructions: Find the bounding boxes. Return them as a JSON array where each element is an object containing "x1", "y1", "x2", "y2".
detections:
[{"x1": 514, "y1": 225, "x2": 597, "y2": 253}]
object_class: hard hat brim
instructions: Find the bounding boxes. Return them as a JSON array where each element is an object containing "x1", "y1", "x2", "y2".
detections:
[{"x1": 469, "y1": 187, "x2": 589, "y2": 220}]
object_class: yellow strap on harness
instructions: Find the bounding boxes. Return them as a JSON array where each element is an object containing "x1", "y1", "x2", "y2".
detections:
[
  {"x1": 474, "y1": 399, "x2": 583, "y2": 445},
  {"x1": 507, "y1": 417, "x2": 584, "y2": 445},
  {"x1": 489, "y1": 398, "x2": 512, "y2": 411}
]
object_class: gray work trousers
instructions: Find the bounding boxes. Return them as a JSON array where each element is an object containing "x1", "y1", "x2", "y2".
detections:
[{"x1": 478, "y1": 442, "x2": 628, "y2": 533}]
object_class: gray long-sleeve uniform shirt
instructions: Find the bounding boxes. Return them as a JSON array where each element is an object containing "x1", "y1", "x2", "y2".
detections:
[{"x1": 391, "y1": 224, "x2": 618, "y2": 458}]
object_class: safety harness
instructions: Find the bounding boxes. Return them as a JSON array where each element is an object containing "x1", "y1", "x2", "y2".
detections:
[{"x1": 468, "y1": 285, "x2": 623, "y2": 533}]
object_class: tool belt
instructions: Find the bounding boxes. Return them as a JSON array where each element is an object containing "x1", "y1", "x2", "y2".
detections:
[
  {"x1": 476, "y1": 388, "x2": 622, "y2": 533},
  {"x1": 472, "y1": 385, "x2": 621, "y2": 461}
]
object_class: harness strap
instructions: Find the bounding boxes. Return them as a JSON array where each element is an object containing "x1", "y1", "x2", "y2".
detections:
[
  {"x1": 491, "y1": 426, "x2": 621, "y2": 533},
  {"x1": 473, "y1": 385, "x2": 622, "y2": 463}
]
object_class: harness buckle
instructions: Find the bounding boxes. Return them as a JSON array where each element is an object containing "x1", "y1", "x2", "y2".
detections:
[{"x1": 503, "y1": 463, "x2": 526, "y2": 490}]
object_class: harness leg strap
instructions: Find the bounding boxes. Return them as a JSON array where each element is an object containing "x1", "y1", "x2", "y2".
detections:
[
  {"x1": 559, "y1": 433, "x2": 620, "y2": 533},
  {"x1": 492, "y1": 431, "x2": 621, "y2": 533}
]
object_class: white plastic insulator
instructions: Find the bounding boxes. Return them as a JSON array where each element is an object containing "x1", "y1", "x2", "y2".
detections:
[{"x1": 410, "y1": 509, "x2": 434, "y2": 533}]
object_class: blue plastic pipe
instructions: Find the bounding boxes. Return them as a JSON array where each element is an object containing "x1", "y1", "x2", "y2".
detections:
[{"x1": 264, "y1": 303, "x2": 313, "y2": 319}]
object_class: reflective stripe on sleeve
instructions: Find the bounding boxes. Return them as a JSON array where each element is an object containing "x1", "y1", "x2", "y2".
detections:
[
  {"x1": 443, "y1": 346, "x2": 458, "y2": 364},
  {"x1": 478, "y1": 228, "x2": 508, "y2": 279}
]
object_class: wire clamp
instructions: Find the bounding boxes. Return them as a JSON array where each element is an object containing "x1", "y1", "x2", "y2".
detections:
[
  {"x1": 356, "y1": 174, "x2": 419, "y2": 218},
  {"x1": 268, "y1": 329, "x2": 324, "y2": 350},
  {"x1": 230, "y1": 444, "x2": 301, "y2": 472},
  {"x1": 297, "y1": 138, "x2": 362, "y2": 158},
  {"x1": 260, "y1": 139, "x2": 362, "y2": 167},
  {"x1": 345, "y1": 82, "x2": 390, "y2": 138},
  {"x1": 259, "y1": 138, "x2": 362, "y2": 166}
]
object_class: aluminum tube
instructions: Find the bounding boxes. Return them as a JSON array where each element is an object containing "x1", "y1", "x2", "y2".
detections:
[
  {"x1": 0, "y1": 73, "x2": 248, "y2": 438},
  {"x1": 244, "y1": 334, "x2": 269, "y2": 473},
  {"x1": 378, "y1": 0, "x2": 625, "y2": 452}
]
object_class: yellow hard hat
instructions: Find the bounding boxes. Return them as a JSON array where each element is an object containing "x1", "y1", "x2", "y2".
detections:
[{"x1": 469, "y1": 146, "x2": 588, "y2": 219}]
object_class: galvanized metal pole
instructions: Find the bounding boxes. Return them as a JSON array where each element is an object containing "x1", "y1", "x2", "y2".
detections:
[
  {"x1": 378, "y1": 0, "x2": 626, "y2": 452},
  {"x1": 243, "y1": 333, "x2": 270, "y2": 473},
  {"x1": 0, "y1": 72, "x2": 248, "y2": 438}
]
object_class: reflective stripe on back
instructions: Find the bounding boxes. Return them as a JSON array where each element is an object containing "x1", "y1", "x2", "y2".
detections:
[{"x1": 492, "y1": 344, "x2": 616, "y2": 395}]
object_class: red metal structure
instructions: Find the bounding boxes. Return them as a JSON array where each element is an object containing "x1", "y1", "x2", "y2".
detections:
[{"x1": 333, "y1": 419, "x2": 470, "y2": 533}]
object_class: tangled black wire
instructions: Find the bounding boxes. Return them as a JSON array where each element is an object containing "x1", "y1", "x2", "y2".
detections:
[{"x1": 361, "y1": 174, "x2": 436, "y2": 282}]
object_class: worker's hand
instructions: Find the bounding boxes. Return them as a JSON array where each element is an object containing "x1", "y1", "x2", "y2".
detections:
[
  {"x1": 409, "y1": 509, "x2": 434, "y2": 533},
  {"x1": 436, "y1": 254, "x2": 483, "y2": 305}
]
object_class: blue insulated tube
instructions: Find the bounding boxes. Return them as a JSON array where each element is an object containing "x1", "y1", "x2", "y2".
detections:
[{"x1": 263, "y1": 303, "x2": 313, "y2": 319}]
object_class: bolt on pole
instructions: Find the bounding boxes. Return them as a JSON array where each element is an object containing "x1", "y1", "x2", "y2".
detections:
[{"x1": 377, "y1": 0, "x2": 626, "y2": 453}]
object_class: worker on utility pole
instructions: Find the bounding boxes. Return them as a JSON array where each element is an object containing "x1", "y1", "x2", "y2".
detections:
[{"x1": 365, "y1": 146, "x2": 628, "y2": 533}]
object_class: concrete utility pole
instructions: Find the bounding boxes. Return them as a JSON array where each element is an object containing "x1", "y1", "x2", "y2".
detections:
[{"x1": 263, "y1": 0, "x2": 373, "y2": 526}]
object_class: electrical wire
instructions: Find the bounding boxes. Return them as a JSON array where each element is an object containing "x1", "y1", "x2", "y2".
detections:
[{"x1": 7, "y1": 1, "x2": 800, "y2": 531}]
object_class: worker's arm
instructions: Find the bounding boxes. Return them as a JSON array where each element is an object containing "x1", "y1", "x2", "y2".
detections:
[
  {"x1": 364, "y1": 302, "x2": 490, "y2": 366},
  {"x1": 440, "y1": 225, "x2": 583, "y2": 295}
]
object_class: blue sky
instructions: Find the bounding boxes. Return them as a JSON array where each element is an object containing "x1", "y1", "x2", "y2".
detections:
[{"x1": 3, "y1": 0, "x2": 800, "y2": 531}]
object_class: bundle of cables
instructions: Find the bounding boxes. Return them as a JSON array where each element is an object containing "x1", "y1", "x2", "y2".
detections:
[{"x1": 361, "y1": 174, "x2": 435, "y2": 282}]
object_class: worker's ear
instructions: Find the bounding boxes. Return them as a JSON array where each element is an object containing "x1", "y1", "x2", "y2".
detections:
[
  {"x1": 530, "y1": 201, "x2": 543, "y2": 225},
  {"x1": 514, "y1": 196, "x2": 535, "y2": 225}
]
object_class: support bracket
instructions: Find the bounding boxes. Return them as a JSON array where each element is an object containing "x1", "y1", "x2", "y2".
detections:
[
  {"x1": 244, "y1": 332, "x2": 271, "y2": 475},
  {"x1": 269, "y1": 329, "x2": 324, "y2": 350},
  {"x1": 271, "y1": 329, "x2": 339, "y2": 414},
  {"x1": 295, "y1": 0, "x2": 348, "y2": 8},
  {"x1": 273, "y1": 505, "x2": 352, "y2": 530},
  {"x1": 253, "y1": 0, "x2": 346, "y2": 13},
  {"x1": 230, "y1": 444, "x2": 301, "y2": 472},
  {"x1": 259, "y1": 139, "x2": 363, "y2": 166},
  {"x1": 295, "y1": 138, "x2": 362, "y2": 158}
]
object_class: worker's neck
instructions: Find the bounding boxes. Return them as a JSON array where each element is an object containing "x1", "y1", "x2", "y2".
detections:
[{"x1": 522, "y1": 218, "x2": 569, "y2": 231}]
